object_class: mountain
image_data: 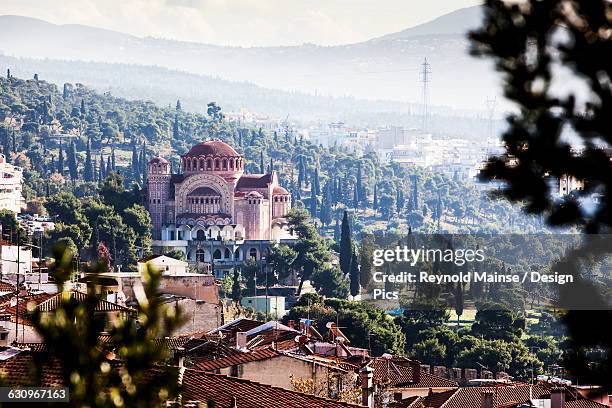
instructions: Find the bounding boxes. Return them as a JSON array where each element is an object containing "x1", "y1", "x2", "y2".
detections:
[
  {"x1": 370, "y1": 6, "x2": 483, "y2": 41},
  {"x1": 0, "y1": 8, "x2": 501, "y2": 110}
]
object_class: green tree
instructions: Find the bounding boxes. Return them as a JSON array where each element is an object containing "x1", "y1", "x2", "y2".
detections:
[
  {"x1": 83, "y1": 138, "x2": 94, "y2": 182},
  {"x1": 349, "y1": 249, "x2": 359, "y2": 297},
  {"x1": 339, "y1": 211, "x2": 352, "y2": 276},
  {"x1": 30, "y1": 245, "x2": 183, "y2": 407}
]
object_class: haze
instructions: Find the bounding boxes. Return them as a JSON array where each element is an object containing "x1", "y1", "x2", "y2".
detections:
[{"x1": 0, "y1": 0, "x2": 481, "y2": 47}]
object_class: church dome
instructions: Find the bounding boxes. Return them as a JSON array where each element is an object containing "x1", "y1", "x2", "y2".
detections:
[{"x1": 184, "y1": 140, "x2": 239, "y2": 158}]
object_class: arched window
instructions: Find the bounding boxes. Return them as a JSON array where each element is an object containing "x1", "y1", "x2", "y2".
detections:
[
  {"x1": 249, "y1": 248, "x2": 258, "y2": 260},
  {"x1": 196, "y1": 230, "x2": 206, "y2": 241},
  {"x1": 215, "y1": 159, "x2": 220, "y2": 169},
  {"x1": 199, "y1": 159, "x2": 205, "y2": 170},
  {"x1": 207, "y1": 159, "x2": 212, "y2": 170},
  {"x1": 229, "y1": 158, "x2": 234, "y2": 169},
  {"x1": 234, "y1": 248, "x2": 240, "y2": 260},
  {"x1": 196, "y1": 249, "x2": 205, "y2": 263},
  {"x1": 222, "y1": 159, "x2": 228, "y2": 170},
  {"x1": 224, "y1": 248, "x2": 231, "y2": 259},
  {"x1": 213, "y1": 249, "x2": 222, "y2": 260}
]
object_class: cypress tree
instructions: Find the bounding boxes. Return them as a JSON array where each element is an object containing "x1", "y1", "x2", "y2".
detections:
[
  {"x1": 99, "y1": 152, "x2": 106, "y2": 182},
  {"x1": 6, "y1": 68, "x2": 10, "y2": 79},
  {"x1": 319, "y1": 182, "x2": 332, "y2": 226},
  {"x1": 62, "y1": 83, "x2": 69, "y2": 100},
  {"x1": 106, "y1": 156, "x2": 112, "y2": 175},
  {"x1": 333, "y1": 216, "x2": 341, "y2": 243},
  {"x1": 80, "y1": 99, "x2": 86, "y2": 115},
  {"x1": 259, "y1": 151, "x2": 264, "y2": 174},
  {"x1": 373, "y1": 184, "x2": 378, "y2": 210},
  {"x1": 131, "y1": 144, "x2": 139, "y2": 178},
  {"x1": 356, "y1": 162, "x2": 363, "y2": 206},
  {"x1": 313, "y1": 168, "x2": 320, "y2": 196},
  {"x1": 57, "y1": 141, "x2": 64, "y2": 174},
  {"x1": 67, "y1": 141, "x2": 78, "y2": 183},
  {"x1": 140, "y1": 141, "x2": 147, "y2": 183},
  {"x1": 173, "y1": 114, "x2": 180, "y2": 139},
  {"x1": 231, "y1": 269, "x2": 241, "y2": 304},
  {"x1": 350, "y1": 249, "x2": 360, "y2": 297},
  {"x1": 84, "y1": 139, "x2": 94, "y2": 182},
  {"x1": 269, "y1": 157, "x2": 274, "y2": 173},
  {"x1": 297, "y1": 159, "x2": 304, "y2": 191},
  {"x1": 111, "y1": 147, "x2": 116, "y2": 171},
  {"x1": 175, "y1": 99, "x2": 182, "y2": 111},
  {"x1": 2, "y1": 134, "x2": 11, "y2": 161},
  {"x1": 310, "y1": 184, "x2": 317, "y2": 219},
  {"x1": 339, "y1": 211, "x2": 352, "y2": 276},
  {"x1": 353, "y1": 184, "x2": 359, "y2": 209}
]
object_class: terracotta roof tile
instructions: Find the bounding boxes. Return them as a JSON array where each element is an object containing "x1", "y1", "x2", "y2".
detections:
[
  {"x1": 36, "y1": 290, "x2": 135, "y2": 313},
  {"x1": 236, "y1": 174, "x2": 273, "y2": 190},
  {"x1": 0, "y1": 350, "x2": 64, "y2": 387},
  {"x1": 191, "y1": 347, "x2": 281, "y2": 371},
  {"x1": 182, "y1": 369, "x2": 361, "y2": 408}
]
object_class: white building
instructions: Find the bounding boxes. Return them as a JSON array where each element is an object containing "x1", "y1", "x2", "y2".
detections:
[
  {"x1": 0, "y1": 154, "x2": 25, "y2": 214},
  {"x1": 137, "y1": 254, "x2": 189, "y2": 275}
]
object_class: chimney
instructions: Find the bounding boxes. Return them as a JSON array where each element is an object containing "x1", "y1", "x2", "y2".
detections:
[
  {"x1": 287, "y1": 320, "x2": 294, "y2": 329},
  {"x1": 359, "y1": 366, "x2": 374, "y2": 408},
  {"x1": 235, "y1": 332, "x2": 248, "y2": 351},
  {"x1": 551, "y1": 388, "x2": 566, "y2": 408},
  {"x1": 481, "y1": 391, "x2": 494, "y2": 408},
  {"x1": 409, "y1": 360, "x2": 421, "y2": 384}
]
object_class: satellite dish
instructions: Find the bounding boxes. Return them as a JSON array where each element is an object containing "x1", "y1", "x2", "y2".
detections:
[
  {"x1": 326, "y1": 322, "x2": 335, "y2": 329},
  {"x1": 382, "y1": 353, "x2": 393, "y2": 359}
]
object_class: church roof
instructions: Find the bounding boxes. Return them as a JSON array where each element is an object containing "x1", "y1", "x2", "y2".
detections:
[
  {"x1": 188, "y1": 187, "x2": 220, "y2": 196},
  {"x1": 184, "y1": 140, "x2": 240, "y2": 158},
  {"x1": 273, "y1": 185, "x2": 289, "y2": 195},
  {"x1": 149, "y1": 156, "x2": 169, "y2": 164},
  {"x1": 236, "y1": 174, "x2": 273, "y2": 189}
]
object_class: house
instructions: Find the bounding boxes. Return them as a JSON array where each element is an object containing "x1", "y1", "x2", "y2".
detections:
[
  {"x1": 181, "y1": 369, "x2": 362, "y2": 408},
  {"x1": 137, "y1": 254, "x2": 189, "y2": 275},
  {"x1": 389, "y1": 384, "x2": 610, "y2": 408},
  {"x1": 240, "y1": 295, "x2": 286, "y2": 317}
]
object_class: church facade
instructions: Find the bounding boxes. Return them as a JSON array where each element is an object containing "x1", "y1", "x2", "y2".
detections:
[{"x1": 146, "y1": 140, "x2": 293, "y2": 274}]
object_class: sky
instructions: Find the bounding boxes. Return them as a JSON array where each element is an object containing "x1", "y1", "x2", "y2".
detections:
[{"x1": 0, "y1": 0, "x2": 482, "y2": 47}]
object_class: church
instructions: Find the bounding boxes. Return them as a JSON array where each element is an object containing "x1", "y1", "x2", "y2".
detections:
[{"x1": 146, "y1": 139, "x2": 294, "y2": 275}]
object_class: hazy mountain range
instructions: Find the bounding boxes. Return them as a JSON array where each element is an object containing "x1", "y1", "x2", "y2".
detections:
[{"x1": 0, "y1": 7, "x2": 503, "y2": 132}]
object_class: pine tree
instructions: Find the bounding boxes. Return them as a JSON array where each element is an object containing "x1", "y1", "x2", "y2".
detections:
[
  {"x1": 84, "y1": 139, "x2": 94, "y2": 182},
  {"x1": 57, "y1": 141, "x2": 64, "y2": 174},
  {"x1": 350, "y1": 249, "x2": 360, "y2": 297},
  {"x1": 67, "y1": 141, "x2": 78, "y2": 184},
  {"x1": 339, "y1": 211, "x2": 352, "y2": 276}
]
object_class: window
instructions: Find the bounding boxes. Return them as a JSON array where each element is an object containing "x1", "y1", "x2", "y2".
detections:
[
  {"x1": 213, "y1": 249, "x2": 222, "y2": 260},
  {"x1": 196, "y1": 230, "x2": 206, "y2": 241},
  {"x1": 249, "y1": 248, "x2": 258, "y2": 260},
  {"x1": 196, "y1": 249, "x2": 205, "y2": 263},
  {"x1": 224, "y1": 248, "x2": 231, "y2": 259},
  {"x1": 234, "y1": 248, "x2": 240, "y2": 260}
]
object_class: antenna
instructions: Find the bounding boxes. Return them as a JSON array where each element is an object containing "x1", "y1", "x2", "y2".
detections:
[{"x1": 420, "y1": 58, "x2": 432, "y2": 133}]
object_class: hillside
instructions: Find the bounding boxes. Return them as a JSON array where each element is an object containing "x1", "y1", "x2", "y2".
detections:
[{"x1": 0, "y1": 8, "x2": 501, "y2": 110}]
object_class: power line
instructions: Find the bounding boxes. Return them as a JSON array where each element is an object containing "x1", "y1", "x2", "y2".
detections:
[{"x1": 420, "y1": 58, "x2": 432, "y2": 132}]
